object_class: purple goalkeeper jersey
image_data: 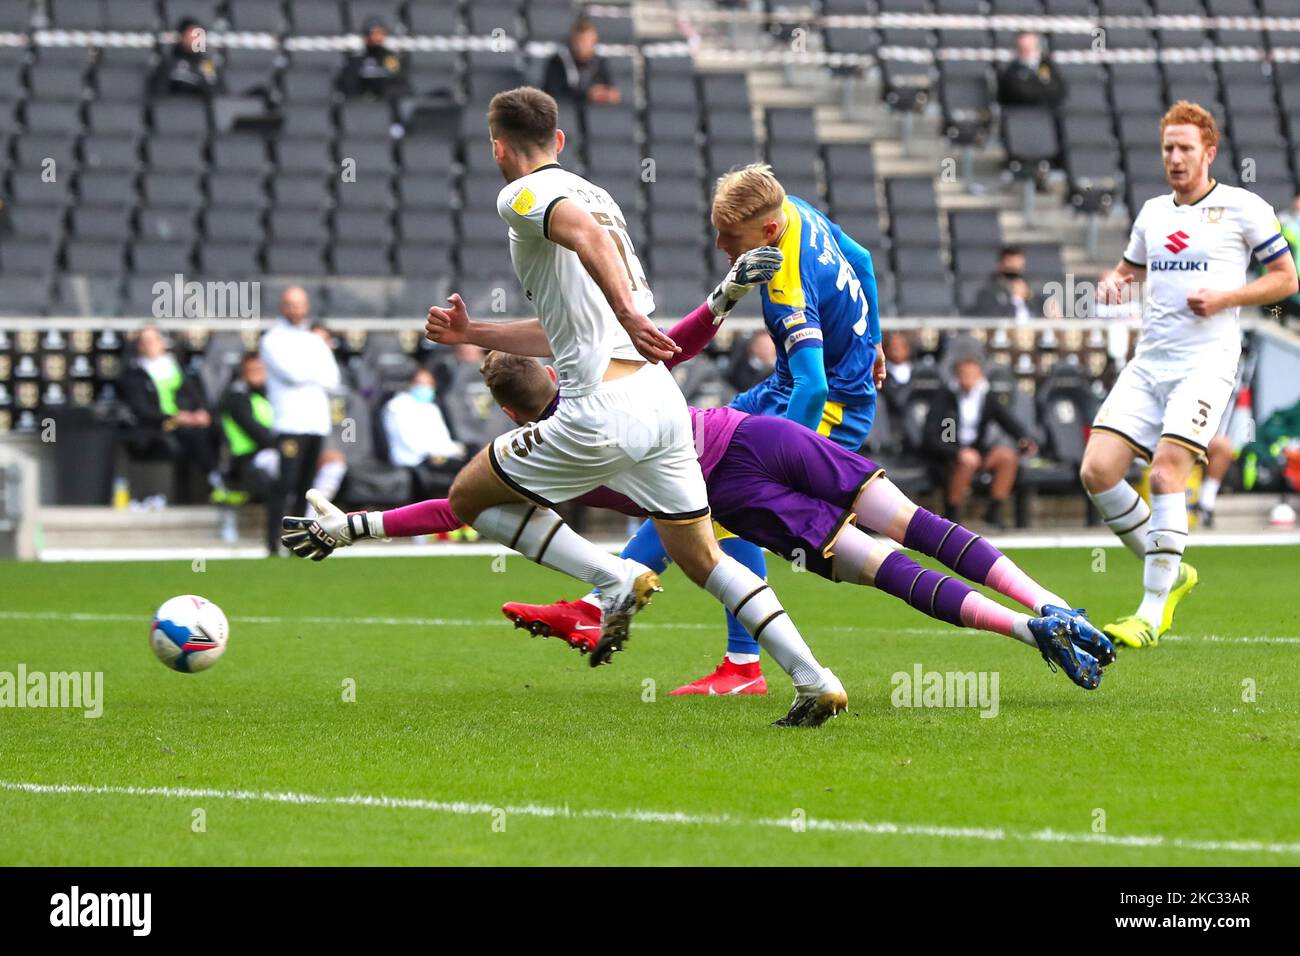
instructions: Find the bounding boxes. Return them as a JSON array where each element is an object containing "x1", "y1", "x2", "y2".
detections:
[{"x1": 689, "y1": 405, "x2": 747, "y2": 481}]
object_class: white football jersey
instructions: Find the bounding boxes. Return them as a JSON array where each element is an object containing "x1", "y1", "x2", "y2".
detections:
[
  {"x1": 497, "y1": 164, "x2": 654, "y2": 397},
  {"x1": 1123, "y1": 182, "x2": 1288, "y2": 365}
]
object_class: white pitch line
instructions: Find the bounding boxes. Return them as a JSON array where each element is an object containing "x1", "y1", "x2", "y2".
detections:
[
  {"x1": 1, "y1": 779, "x2": 1296, "y2": 857},
  {"x1": 36, "y1": 530, "x2": 1300, "y2": 562},
  {"x1": 1, "y1": 610, "x2": 1297, "y2": 644}
]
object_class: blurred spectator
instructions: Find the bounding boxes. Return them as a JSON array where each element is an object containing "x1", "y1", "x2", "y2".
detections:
[
  {"x1": 923, "y1": 356, "x2": 1037, "y2": 528},
  {"x1": 383, "y1": 367, "x2": 467, "y2": 498},
  {"x1": 437, "y1": 343, "x2": 511, "y2": 453},
  {"x1": 883, "y1": 330, "x2": 913, "y2": 386},
  {"x1": 967, "y1": 245, "x2": 1044, "y2": 320},
  {"x1": 1191, "y1": 434, "x2": 1235, "y2": 529},
  {"x1": 150, "y1": 18, "x2": 224, "y2": 97},
  {"x1": 542, "y1": 17, "x2": 621, "y2": 110},
  {"x1": 218, "y1": 352, "x2": 277, "y2": 500},
  {"x1": 996, "y1": 32, "x2": 1065, "y2": 109},
  {"x1": 339, "y1": 16, "x2": 410, "y2": 99},
  {"x1": 727, "y1": 331, "x2": 777, "y2": 393},
  {"x1": 118, "y1": 324, "x2": 224, "y2": 501},
  {"x1": 1280, "y1": 194, "x2": 1300, "y2": 235},
  {"x1": 260, "y1": 287, "x2": 341, "y2": 554}
]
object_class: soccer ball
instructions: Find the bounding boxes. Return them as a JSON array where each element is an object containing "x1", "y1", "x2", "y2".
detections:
[
  {"x1": 1268, "y1": 501, "x2": 1297, "y2": 529},
  {"x1": 149, "y1": 595, "x2": 229, "y2": 673}
]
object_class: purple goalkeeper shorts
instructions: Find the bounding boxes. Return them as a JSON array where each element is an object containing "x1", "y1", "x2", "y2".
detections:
[{"x1": 705, "y1": 415, "x2": 883, "y2": 578}]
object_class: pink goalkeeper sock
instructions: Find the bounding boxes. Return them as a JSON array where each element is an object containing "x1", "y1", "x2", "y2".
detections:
[
  {"x1": 380, "y1": 498, "x2": 462, "y2": 537},
  {"x1": 960, "y1": 591, "x2": 1033, "y2": 645},
  {"x1": 984, "y1": 556, "x2": 1066, "y2": 615}
]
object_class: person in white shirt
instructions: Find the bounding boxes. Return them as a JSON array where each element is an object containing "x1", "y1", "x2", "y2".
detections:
[
  {"x1": 382, "y1": 367, "x2": 468, "y2": 496},
  {"x1": 259, "y1": 286, "x2": 341, "y2": 554},
  {"x1": 1082, "y1": 101, "x2": 1298, "y2": 649}
]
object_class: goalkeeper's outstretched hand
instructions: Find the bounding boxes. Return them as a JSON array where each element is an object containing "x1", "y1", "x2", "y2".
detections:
[
  {"x1": 280, "y1": 489, "x2": 355, "y2": 561},
  {"x1": 707, "y1": 245, "x2": 782, "y2": 323}
]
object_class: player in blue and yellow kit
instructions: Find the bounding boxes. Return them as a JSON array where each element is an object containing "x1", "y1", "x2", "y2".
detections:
[
  {"x1": 670, "y1": 164, "x2": 882, "y2": 694},
  {"x1": 498, "y1": 164, "x2": 887, "y2": 695}
]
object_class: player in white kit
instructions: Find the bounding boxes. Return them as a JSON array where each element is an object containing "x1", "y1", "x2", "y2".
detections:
[
  {"x1": 1081, "y1": 101, "x2": 1298, "y2": 648},
  {"x1": 416, "y1": 88, "x2": 845, "y2": 725}
]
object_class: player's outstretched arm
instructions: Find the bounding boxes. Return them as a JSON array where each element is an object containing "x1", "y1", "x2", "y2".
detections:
[
  {"x1": 663, "y1": 246, "x2": 784, "y2": 370},
  {"x1": 425, "y1": 293, "x2": 554, "y2": 357},
  {"x1": 547, "y1": 199, "x2": 678, "y2": 363},
  {"x1": 282, "y1": 492, "x2": 470, "y2": 558}
]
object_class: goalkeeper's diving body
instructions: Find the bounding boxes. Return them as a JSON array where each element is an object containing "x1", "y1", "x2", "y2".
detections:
[{"x1": 285, "y1": 292, "x2": 1115, "y2": 692}]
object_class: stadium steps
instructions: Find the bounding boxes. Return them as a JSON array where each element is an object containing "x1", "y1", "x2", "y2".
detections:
[
  {"x1": 37, "y1": 504, "x2": 264, "y2": 551},
  {"x1": 709, "y1": 37, "x2": 1134, "y2": 292}
]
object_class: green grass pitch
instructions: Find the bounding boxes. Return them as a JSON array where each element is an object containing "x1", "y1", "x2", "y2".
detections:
[{"x1": 0, "y1": 545, "x2": 1297, "y2": 866}]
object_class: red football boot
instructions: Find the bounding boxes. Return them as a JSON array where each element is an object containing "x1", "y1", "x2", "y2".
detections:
[
  {"x1": 501, "y1": 598, "x2": 602, "y2": 653},
  {"x1": 669, "y1": 658, "x2": 768, "y2": 696}
]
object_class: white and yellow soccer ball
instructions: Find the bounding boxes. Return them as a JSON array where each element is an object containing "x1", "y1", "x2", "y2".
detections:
[{"x1": 149, "y1": 595, "x2": 229, "y2": 673}]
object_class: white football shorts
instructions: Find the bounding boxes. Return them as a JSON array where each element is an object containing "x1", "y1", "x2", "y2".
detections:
[
  {"x1": 487, "y1": 360, "x2": 711, "y2": 522},
  {"x1": 1092, "y1": 354, "x2": 1236, "y2": 461}
]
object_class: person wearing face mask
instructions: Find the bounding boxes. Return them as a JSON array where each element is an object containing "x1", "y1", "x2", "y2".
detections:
[
  {"x1": 382, "y1": 367, "x2": 468, "y2": 498},
  {"x1": 967, "y1": 245, "x2": 1044, "y2": 321}
]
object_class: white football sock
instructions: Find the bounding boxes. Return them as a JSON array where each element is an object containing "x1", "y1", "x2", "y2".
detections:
[
  {"x1": 1199, "y1": 476, "x2": 1220, "y2": 512},
  {"x1": 473, "y1": 504, "x2": 625, "y2": 593},
  {"x1": 1087, "y1": 479, "x2": 1150, "y2": 559},
  {"x1": 725, "y1": 652, "x2": 761, "y2": 666},
  {"x1": 312, "y1": 458, "x2": 346, "y2": 500},
  {"x1": 704, "y1": 556, "x2": 822, "y2": 687},
  {"x1": 1136, "y1": 492, "x2": 1188, "y2": 630}
]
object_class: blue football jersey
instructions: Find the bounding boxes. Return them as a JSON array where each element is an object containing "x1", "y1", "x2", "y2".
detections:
[{"x1": 759, "y1": 195, "x2": 877, "y2": 407}]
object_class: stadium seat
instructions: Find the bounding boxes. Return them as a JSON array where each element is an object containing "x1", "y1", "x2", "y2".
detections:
[
  {"x1": 86, "y1": 101, "x2": 146, "y2": 137},
  {"x1": 225, "y1": 0, "x2": 287, "y2": 32},
  {"x1": 394, "y1": 243, "x2": 454, "y2": 278},
  {"x1": 211, "y1": 134, "x2": 270, "y2": 172},
  {"x1": 335, "y1": 208, "x2": 393, "y2": 244},
  {"x1": 270, "y1": 173, "x2": 332, "y2": 208},
  {"x1": 208, "y1": 171, "x2": 269, "y2": 208},
  {"x1": 282, "y1": 69, "x2": 339, "y2": 105},
  {"x1": 25, "y1": 100, "x2": 83, "y2": 136},
  {"x1": 48, "y1": 0, "x2": 109, "y2": 30},
  {"x1": 0, "y1": 238, "x2": 58, "y2": 276},
  {"x1": 939, "y1": 61, "x2": 994, "y2": 149},
  {"x1": 333, "y1": 242, "x2": 393, "y2": 276},
  {"x1": 71, "y1": 204, "x2": 133, "y2": 241},
  {"x1": 205, "y1": 207, "x2": 265, "y2": 243},
  {"x1": 28, "y1": 62, "x2": 88, "y2": 102},
  {"x1": 288, "y1": 0, "x2": 347, "y2": 35},
  {"x1": 137, "y1": 204, "x2": 198, "y2": 243},
  {"x1": 131, "y1": 239, "x2": 193, "y2": 275},
  {"x1": 266, "y1": 242, "x2": 328, "y2": 276},
  {"x1": 897, "y1": 278, "x2": 956, "y2": 317},
  {"x1": 389, "y1": 277, "x2": 451, "y2": 318},
  {"x1": 141, "y1": 171, "x2": 202, "y2": 207},
  {"x1": 65, "y1": 239, "x2": 128, "y2": 276}
]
